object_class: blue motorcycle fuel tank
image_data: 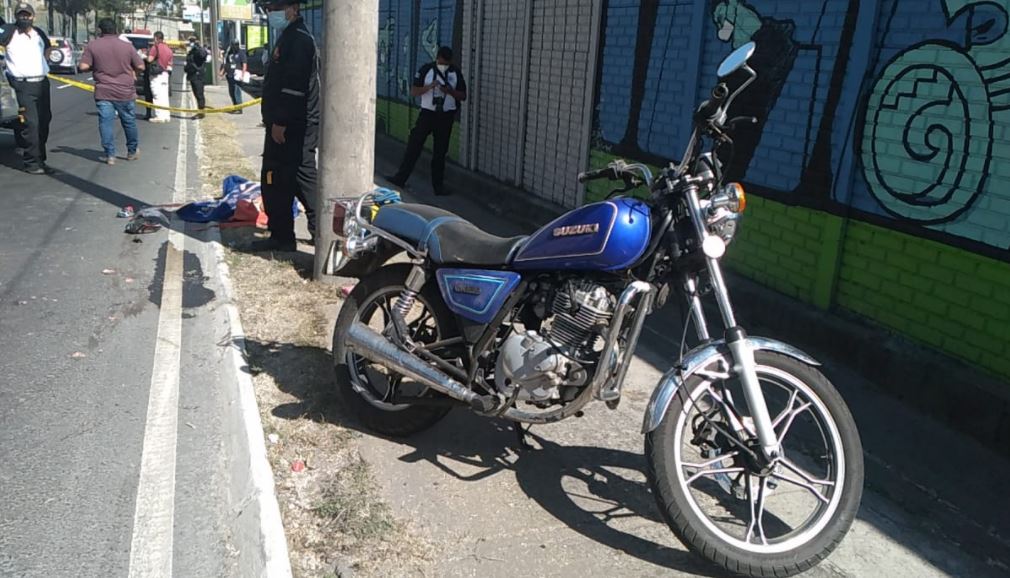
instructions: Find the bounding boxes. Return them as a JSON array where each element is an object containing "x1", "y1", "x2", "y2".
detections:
[{"x1": 512, "y1": 199, "x2": 651, "y2": 271}]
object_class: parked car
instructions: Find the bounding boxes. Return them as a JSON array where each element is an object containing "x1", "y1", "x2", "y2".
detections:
[
  {"x1": 0, "y1": 52, "x2": 19, "y2": 130},
  {"x1": 48, "y1": 37, "x2": 78, "y2": 74},
  {"x1": 246, "y1": 45, "x2": 268, "y2": 77}
]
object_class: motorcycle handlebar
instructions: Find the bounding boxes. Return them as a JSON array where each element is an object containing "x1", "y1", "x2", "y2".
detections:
[
  {"x1": 695, "y1": 83, "x2": 730, "y2": 124},
  {"x1": 577, "y1": 167, "x2": 619, "y2": 183}
]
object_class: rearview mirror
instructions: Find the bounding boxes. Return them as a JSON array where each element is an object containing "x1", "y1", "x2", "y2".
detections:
[{"x1": 717, "y1": 42, "x2": 756, "y2": 78}]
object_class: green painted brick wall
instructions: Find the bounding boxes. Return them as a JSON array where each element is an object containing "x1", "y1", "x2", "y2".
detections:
[
  {"x1": 836, "y1": 221, "x2": 1010, "y2": 380},
  {"x1": 724, "y1": 196, "x2": 828, "y2": 304}
]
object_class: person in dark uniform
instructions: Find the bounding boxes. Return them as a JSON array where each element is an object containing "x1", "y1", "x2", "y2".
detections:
[
  {"x1": 0, "y1": 3, "x2": 55, "y2": 175},
  {"x1": 184, "y1": 36, "x2": 208, "y2": 117},
  {"x1": 251, "y1": 0, "x2": 319, "y2": 252},
  {"x1": 220, "y1": 39, "x2": 248, "y2": 112},
  {"x1": 386, "y1": 46, "x2": 466, "y2": 196}
]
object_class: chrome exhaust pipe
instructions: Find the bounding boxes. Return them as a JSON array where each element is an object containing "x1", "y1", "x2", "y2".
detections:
[{"x1": 346, "y1": 322, "x2": 496, "y2": 412}]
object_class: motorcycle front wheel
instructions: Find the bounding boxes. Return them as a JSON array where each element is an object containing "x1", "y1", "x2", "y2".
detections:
[{"x1": 645, "y1": 351, "x2": 863, "y2": 577}]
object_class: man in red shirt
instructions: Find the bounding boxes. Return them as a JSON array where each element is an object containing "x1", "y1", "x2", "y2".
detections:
[
  {"x1": 79, "y1": 19, "x2": 145, "y2": 165},
  {"x1": 147, "y1": 31, "x2": 174, "y2": 123}
]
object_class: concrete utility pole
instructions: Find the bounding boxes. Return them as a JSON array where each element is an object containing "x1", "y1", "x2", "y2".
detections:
[
  {"x1": 209, "y1": 0, "x2": 220, "y2": 85},
  {"x1": 314, "y1": 0, "x2": 379, "y2": 280}
]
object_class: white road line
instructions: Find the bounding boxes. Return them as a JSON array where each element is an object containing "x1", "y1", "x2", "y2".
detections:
[{"x1": 127, "y1": 98, "x2": 189, "y2": 578}]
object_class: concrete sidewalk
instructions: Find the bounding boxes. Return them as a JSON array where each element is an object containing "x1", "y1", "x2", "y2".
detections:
[{"x1": 211, "y1": 86, "x2": 1010, "y2": 576}]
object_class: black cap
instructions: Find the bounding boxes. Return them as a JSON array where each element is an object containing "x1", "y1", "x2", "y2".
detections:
[{"x1": 15, "y1": 3, "x2": 35, "y2": 16}]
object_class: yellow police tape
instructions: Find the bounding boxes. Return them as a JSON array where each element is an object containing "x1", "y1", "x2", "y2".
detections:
[{"x1": 46, "y1": 73, "x2": 262, "y2": 114}]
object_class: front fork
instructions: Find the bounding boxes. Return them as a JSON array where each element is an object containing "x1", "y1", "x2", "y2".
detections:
[{"x1": 682, "y1": 184, "x2": 780, "y2": 460}]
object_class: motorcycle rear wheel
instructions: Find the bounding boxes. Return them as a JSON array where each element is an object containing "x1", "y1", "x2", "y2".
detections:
[
  {"x1": 332, "y1": 263, "x2": 455, "y2": 436},
  {"x1": 645, "y1": 351, "x2": 863, "y2": 577}
]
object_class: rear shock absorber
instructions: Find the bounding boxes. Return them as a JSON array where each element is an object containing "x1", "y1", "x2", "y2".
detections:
[
  {"x1": 390, "y1": 266, "x2": 427, "y2": 346},
  {"x1": 393, "y1": 289, "x2": 418, "y2": 318}
]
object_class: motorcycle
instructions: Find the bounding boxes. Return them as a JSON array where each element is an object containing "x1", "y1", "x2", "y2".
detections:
[{"x1": 331, "y1": 42, "x2": 863, "y2": 577}]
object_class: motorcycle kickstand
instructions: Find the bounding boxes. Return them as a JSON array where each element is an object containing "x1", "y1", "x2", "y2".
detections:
[{"x1": 514, "y1": 424, "x2": 535, "y2": 451}]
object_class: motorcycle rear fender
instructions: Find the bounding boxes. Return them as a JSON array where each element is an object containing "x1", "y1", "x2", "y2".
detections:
[
  {"x1": 328, "y1": 238, "x2": 403, "y2": 279},
  {"x1": 641, "y1": 337, "x2": 820, "y2": 434}
]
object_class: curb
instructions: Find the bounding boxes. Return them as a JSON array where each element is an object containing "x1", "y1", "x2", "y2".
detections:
[{"x1": 198, "y1": 119, "x2": 294, "y2": 577}]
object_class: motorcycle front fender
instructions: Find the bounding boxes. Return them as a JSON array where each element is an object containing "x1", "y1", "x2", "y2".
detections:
[{"x1": 641, "y1": 337, "x2": 820, "y2": 434}]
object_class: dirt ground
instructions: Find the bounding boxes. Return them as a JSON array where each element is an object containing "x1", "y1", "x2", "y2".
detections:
[{"x1": 199, "y1": 113, "x2": 433, "y2": 577}]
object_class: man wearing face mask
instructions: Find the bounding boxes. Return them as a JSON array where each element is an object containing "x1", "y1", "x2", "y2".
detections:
[
  {"x1": 386, "y1": 46, "x2": 466, "y2": 196},
  {"x1": 184, "y1": 36, "x2": 209, "y2": 117},
  {"x1": 0, "y1": 3, "x2": 55, "y2": 175},
  {"x1": 251, "y1": 0, "x2": 319, "y2": 252}
]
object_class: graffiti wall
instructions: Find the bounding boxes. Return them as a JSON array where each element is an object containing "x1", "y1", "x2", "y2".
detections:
[
  {"x1": 592, "y1": 0, "x2": 1010, "y2": 258},
  {"x1": 588, "y1": 0, "x2": 1010, "y2": 379},
  {"x1": 361, "y1": 0, "x2": 1010, "y2": 380}
]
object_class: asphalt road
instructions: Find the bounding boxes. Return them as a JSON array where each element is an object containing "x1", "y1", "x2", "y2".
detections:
[{"x1": 0, "y1": 71, "x2": 238, "y2": 576}]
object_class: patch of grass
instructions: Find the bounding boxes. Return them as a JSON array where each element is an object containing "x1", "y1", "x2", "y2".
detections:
[{"x1": 314, "y1": 457, "x2": 396, "y2": 541}]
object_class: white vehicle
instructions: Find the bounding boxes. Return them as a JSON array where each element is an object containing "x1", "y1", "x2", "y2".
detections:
[
  {"x1": 0, "y1": 50, "x2": 19, "y2": 130},
  {"x1": 48, "y1": 36, "x2": 77, "y2": 74}
]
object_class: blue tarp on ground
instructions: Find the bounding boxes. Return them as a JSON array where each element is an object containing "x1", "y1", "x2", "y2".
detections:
[{"x1": 175, "y1": 176, "x2": 298, "y2": 223}]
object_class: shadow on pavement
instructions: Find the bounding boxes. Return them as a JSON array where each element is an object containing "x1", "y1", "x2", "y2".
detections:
[
  {"x1": 52, "y1": 145, "x2": 106, "y2": 163},
  {"x1": 253, "y1": 336, "x2": 727, "y2": 577}
]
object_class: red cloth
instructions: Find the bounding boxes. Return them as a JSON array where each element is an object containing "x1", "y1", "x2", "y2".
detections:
[
  {"x1": 229, "y1": 197, "x2": 269, "y2": 228},
  {"x1": 150, "y1": 42, "x2": 174, "y2": 71},
  {"x1": 80, "y1": 35, "x2": 144, "y2": 101}
]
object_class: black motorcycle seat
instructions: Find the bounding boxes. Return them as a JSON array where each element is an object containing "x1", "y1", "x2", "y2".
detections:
[{"x1": 372, "y1": 203, "x2": 527, "y2": 267}]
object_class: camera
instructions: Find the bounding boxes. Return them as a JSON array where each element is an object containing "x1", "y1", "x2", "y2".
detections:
[{"x1": 433, "y1": 95, "x2": 446, "y2": 112}]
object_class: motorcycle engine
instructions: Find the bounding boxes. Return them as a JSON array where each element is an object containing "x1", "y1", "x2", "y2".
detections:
[{"x1": 495, "y1": 281, "x2": 616, "y2": 402}]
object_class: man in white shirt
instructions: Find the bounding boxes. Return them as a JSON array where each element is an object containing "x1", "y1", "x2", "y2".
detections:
[
  {"x1": 387, "y1": 46, "x2": 467, "y2": 196},
  {"x1": 0, "y1": 3, "x2": 54, "y2": 174}
]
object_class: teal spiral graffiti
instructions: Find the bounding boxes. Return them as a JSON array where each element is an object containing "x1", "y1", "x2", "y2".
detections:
[{"x1": 861, "y1": 43, "x2": 993, "y2": 224}]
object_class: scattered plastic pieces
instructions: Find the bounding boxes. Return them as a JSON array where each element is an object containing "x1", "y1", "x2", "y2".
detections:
[
  {"x1": 340, "y1": 285, "x2": 355, "y2": 298},
  {"x1": 71, "y1": 352, "x2": 86, "y2": 359},
  {"x1": 125, "y1": 208, "x2": 170, "y2": 235},
  {"x1": 291, "y1": 459, "x2": 305, "y2": 473},
  {"x1": 117, "y1": 205, "x2": 135, "y2": 218},
  {"x1": 102, "y1": 269, "x2": 116, "y2": 275},
  {"x1": 268, "y1": 433, "x2": 280, "y2": 444}
]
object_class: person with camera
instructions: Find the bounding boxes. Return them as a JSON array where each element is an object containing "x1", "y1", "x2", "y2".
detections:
[
  {"x1": 386, "y1": 46, "x2": 466, "y2": 196},
  {"x1": 220, "y1": 39, "x2": 248, "y2": 112}
]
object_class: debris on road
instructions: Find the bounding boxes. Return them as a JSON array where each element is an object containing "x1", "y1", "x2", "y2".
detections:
[
  {"x1": 116, "y1": 205, "x2": 135, "y2": 218},
  {"x1": 268, "y1": 433, "x2": 280, "y2": 445},
  {"x1": 125, "y1": 208, "x2": 171, "y2": 235},
  {"x1": 291, "y1": 459, "x2": 306, "y2": 473},
  {"x1": 70, "y1": 352, "x2": 86, "y2": 359},
  {"x1": 102, "y1": 269, "x2": 116, "y2": 275}
]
